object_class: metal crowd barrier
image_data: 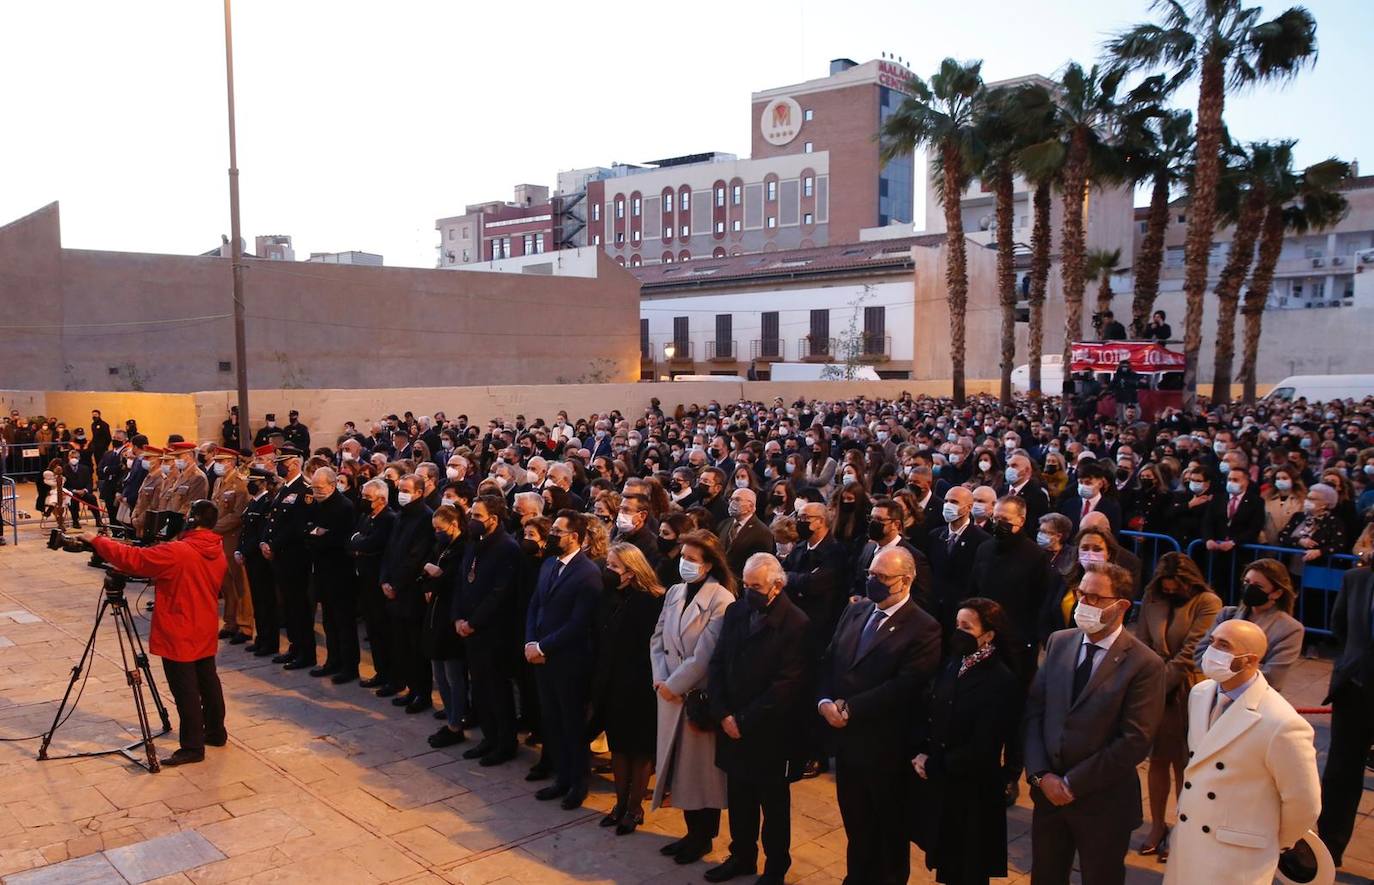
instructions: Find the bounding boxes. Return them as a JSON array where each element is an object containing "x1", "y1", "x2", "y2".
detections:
[
  {"x1": 1, "y1": 476, "x2": 15, "y2": 544},
  {"x1": 1185, "y1": 539, "x2": 1362, "y2": 638},
  {"x1": 0, "y1": 441, "x2": 66, "y2": 481},
  {"x1": 1118, "y1": 530, "x2": 1182, "y2": 587}
]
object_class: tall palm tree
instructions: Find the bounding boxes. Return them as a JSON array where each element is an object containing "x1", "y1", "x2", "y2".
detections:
[
  {"x1": 1012, "y1": 83, "x2": 1059, "y2": 396},
  {"x1": 881, "y1": 58, "x2": 984, "y2": 405},
  {"x1": 1109, "y1": 0, "x2": 1319, "y2": 408},
  {"x1": 1085, "y1": 248, "x2": 1124, "y2": 319},
  {"x1": 1238, "y1": 151, "x2": 1349, "y2": 401},
  {"x1": 973, "y1": 87, "x2": 1024, "y2": 405},
  {"x1": 1019, "y1": 63, "x2": 1125, "y2": 371},
  {"x1": 1208, "y1": 140, "x2": 1268, "y2": 402},
  {"x1": 1125, "y1": 108, "x2": 1193, "y2": 336}
]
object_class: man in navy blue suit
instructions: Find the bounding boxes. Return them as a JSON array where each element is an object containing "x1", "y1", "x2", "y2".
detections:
[{"x1": 524, "y1": 509, "x2": 602, "y2": 810}]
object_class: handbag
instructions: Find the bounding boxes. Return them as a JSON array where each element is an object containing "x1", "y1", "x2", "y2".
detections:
[{"x1": 683, "y1": 688, "x2": 715, "y2": 731}]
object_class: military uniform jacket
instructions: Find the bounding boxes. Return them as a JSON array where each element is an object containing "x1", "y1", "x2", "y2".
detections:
[
  {"x1": 237, "y1": 492, "x2": 272, "y2": 560},
  {"x1": 157, "y1": 466, "x2": 209, "y2": 514},
  {"x1": 264, "y1": 474, "x2": 310, "y2": 558},
  {"x1": 211, "y1": 472, "x2": 249, "y2": 540}
]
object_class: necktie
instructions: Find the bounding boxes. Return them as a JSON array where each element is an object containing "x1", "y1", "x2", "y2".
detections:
[
  {"x1": 1072, "y1": 644, "x2": 1100, "y2": 703},
  {"x1": 551, "y1": 559, "x2": 565, "y2": 586},
  {"x1": 947, "y1": 530, "x2": 958, "y2": 555},
  {"x1": 856, "y1": 608, "x2": 888, "y2": 658},
  {"x1": 1081, "y1": 498, "x2": 1091, "y2": 518},
  {"x1": 1209, "y1": 692, "x2": 1232, "y2": 729},
  {"x1": 1228, "y1": 495, "x2": 1239, "y2": 520}
]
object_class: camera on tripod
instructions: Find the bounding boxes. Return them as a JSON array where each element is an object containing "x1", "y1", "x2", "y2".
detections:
[{"x1": 1091, "y1": 311, "x2": 1106, "y2": 330}]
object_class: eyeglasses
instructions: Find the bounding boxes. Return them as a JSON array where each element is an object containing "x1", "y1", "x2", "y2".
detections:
[{"x1": 1074, "y1": 591, "x2": 1120, "y2": 608}]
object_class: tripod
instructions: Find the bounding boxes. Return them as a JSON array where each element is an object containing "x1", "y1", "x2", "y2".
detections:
[{"x1": 37, "y1": 572, "x2": 172, "y2": 772}]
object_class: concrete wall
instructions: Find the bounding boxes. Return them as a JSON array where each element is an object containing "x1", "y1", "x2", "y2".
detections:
[{"x1": 0, "y1": 203, "x2": 641, "y2": 394}]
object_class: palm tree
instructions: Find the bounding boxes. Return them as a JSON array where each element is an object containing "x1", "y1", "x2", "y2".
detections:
[
  {"x1": 881, "y1": 58, "x2": 984, "y2": 405},
  {"x1": 1012, "y1": 83, "x2": 1059, "y2": 396},
  {"x1": 1109, "y1": 0, "x2": 1319, "y2": 408},
  {"x1": 1208, "y1": 140, "x2": 1269, "y2": 402},
  {"x1": 1238, "y1": 150, "x2": 1349, "y2": 401},
  {"x1": 1124, "y1": 108, "x2": 1193, "y2": 336},
  {"x1": 1085, "y1": 248, "x2": 1124, "y2": 319},
  {"x1": 973, "y1": 87, "x2": 1024, "y2": 405},
  {"x1": 1019, "y1": 63, "x2": 1125, "y2": 371}
]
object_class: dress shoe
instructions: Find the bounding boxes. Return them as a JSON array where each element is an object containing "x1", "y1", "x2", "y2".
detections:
[
  {"x1": 243, "y1": 642, "x2": 258, "y2": 653},
  {"x1": 309, "y1": 664, "x2": 340, "y2": 678},
  {"x1": 330, "y1": 670, "x2": 358, "y2": 685},
  {"x1": 755, "y1": 875, "x2": 785, "y2": 885},
  {"x1": 404, "y1": 697, "x2": 433, "y2": 714},
  {"x1": 600, "y1": 804, "x2": 625, "y2": 827},
  {"x1": 534, "y1": 784, "x2": 568, "y2": 801},
  {"x1": 358, "y1": 675, "x2": 386, "y2": 688},
  {"x1": 433, "y1": 709, "x2": 447, "y2": 720},
  {"x1": 478, "y1": 748, "x2": 517, "y2": 768},
  {"x1": 375, "y1": 684, "x2": 402, "y2": 698},
  {"x1": 205, "y1": 732, "x2": 229, "y2": 747},
  {"x1": 253, "y1": 647, "x2": 278, "y2": 658},
  {"x1": 428, "y1": 728, "x2": 466, "y2": 748},
  {"x1": 229, "y1": 633, "x2": 251, "y2": 645},
  {"x1": 560, "y1": 788, "x2": 587, "y2": 810},
  {"x1": 160, "y1": 748, "x2": 205, "y2": 767},
  {"x1": 704, "y1": 856, "x2": 757, "y2": 882},
  {"x1": 660, "y1": 837, "x2": 688, "y2": 856},
  {"x1": 283, "y1": 659, "x2": 313, "y2": 671},
  {"x1": 525, "y1": 763, "x2": 552, "y2": 782},
  {"x1": 1004, "y1": 780, "x2": 1020, "y2": 808},
  {"x1": 615, "y1": 810, "x2": 643, "y2": 836},
  {"x1": 217, "y1": 628, "x2": 234, "y2": 639},
  {"x1": 462, "y1": 742, "x2": 495, "y2": 760},
  {"x1": 270, "y1": 653, "x2": 295, "y2": 664},
  {"x1": 392, "y1": 693, "x2": 417, "y2": 707},
  {"x1": 674, "y1": 838, "x2": 711, "y2": 865}
]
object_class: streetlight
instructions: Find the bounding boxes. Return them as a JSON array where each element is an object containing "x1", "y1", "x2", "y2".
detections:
[
  {"x1": 663, "y1": 342, "x2": 676, "y2": 360},
  {"x1": 223, "y1": 0, "x2": 250, "y2": 449}
]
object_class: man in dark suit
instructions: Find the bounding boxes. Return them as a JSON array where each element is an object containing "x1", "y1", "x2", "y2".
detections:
[
  {"x1": 282, "y1": 409, "x2": 310, "y2": 451},
  {"x1": 303, "y1": 466, "x2": 357, "y2": 682},
  {"x1": 694, "y1": 467, "x2": 730, "y2": 525},
  {"x1": 1024, "y1": 562, "x2": 1165, "y2": 885},
  {"x1": 853, "y1": 497, "x2": 933, "y2": 613},
  {"x1": 1317, "y1": 566, "x2": 1374, "y2": 868},
  {"x1": 236, "y1": 472, "x2": 277, "y2": 657},
  {"x1": 926, "y1": 486, "x2": 990, "y2": 630},
  {"x1": 908, "y1": 465, "x2": 944, "y2": 524},
  {"x1": 1058, "y1": 460, "x2": 1121, "y2": 536},
  {"x1": 1005, "y1": 450, "x2": 1051, "y2": 538},
  {"x1": 456, "y1": 495, "x2": 524, "y2": 766},
  {"x1": 817, "y1": 546, "x2": 942, "y2": 885},
  {"x1": 706, "y1": 553, "x2": 810, "y2": 885},
  {"x1": 525, "y1": 510, "x2": 602, "y2": 810},
  {"x1": 62, "y1": 450, "x2": 103, "y2": 528},
  {"x1": 614, "y1": 493, "x2": 663, "y2": 567},
  {"x1": 260, "y1": 447, "x2": 311, "y2": 668},
  {"x1": 378, "y1": 475, "x2": 436, "y2": 710},
  {"x1": 88, "y1": 409, "x2": 112, "y2": 463},
  {"x1": 716, "y1": 489, "x2": 776, "y2": 582},
  {"x1": 1200, "y1": 465, "x2": 1264, "y2": 584}
]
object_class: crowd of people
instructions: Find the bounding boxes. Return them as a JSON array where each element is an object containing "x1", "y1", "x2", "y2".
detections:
[{"x1": 8, "y1": 389, "x2": 1374, "y2": 884}]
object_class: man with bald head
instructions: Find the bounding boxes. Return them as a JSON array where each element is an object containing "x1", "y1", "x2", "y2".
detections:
[
  {"x1": 926, "y1": 485, "x2": 990, "y2": 629},
  {"x1": 716, "y1": 488, "x2": 774, "y2": 582},
  {"x1": 816, "y1": 546, "x2": 941, "y2": 885},
  {"x1": 1166, "y1": 619, "x2": 1320, "y2": 883}
]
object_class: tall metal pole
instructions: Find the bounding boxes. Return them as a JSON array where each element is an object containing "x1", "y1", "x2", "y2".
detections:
[{"x1": 224, "y1": 0, "x2": 250, "y2": 449}]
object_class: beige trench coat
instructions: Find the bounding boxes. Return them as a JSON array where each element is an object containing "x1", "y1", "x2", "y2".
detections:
[{"x1": 650, "y1": 579, "x2": 733, "y2": 811}]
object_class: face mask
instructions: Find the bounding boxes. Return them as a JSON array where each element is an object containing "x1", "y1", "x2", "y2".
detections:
[
  {"x1": 397, "y1": 492, "x2": 414, "y2": 507},
  {"x1": 978, "y1": 460, "x2": 992, "y2": 473},
  {"x1": 1077, "y1": 483, "x2": 1095, "y2": 499},
  {"x1": 1274, "y1": 478, "x2": 1292, "y2": 492},
  {"x1": 1364, "y1": 464, "x2": 1374, "y2": 477},
  {"x1": 435, "y1": 529, "x2": 452, "y2": 545},
  {"x1": 949, "y1": 629, "x2": 980, "y2": 658},
  {"x1": 1241, "y1": 582, "x2": 1270, "y2": 608},
  {"x1": 1036, "y1": 531, "x2": 1054, "y2": 549},
  {"x1": 971, "y1": 503, "x2": 989, "y2": 520},
  {"x1": 174, "y1": 458, "x2": 188, "y2": 471},
  {"x1": 735, "y1": 478, "x2": 749, "y2": 489},
  {"x1": 805, "y1": 436, "x2": 816, "y2": 447},
  {"x1": 1200, "y1": 646, "x2": 1237, "y2": 683},
  {"x1": 210, "y1": 462, "x2": 226, "y2": 476},
  {"x1": 1302, "y1": 501, "x2": 1316, "y2": 515},
  {"x1": 679, "y1": 558, "x2": 704, "y2": 583},
  {"x1": 125, "y1": 457, "x2": 135, "y2": 468},
  {"x1": 775, "y1": 541, "x2": 794, "y2": 559},
  {"x1": 1189, "y1": 480, "x2": 1206, "y2": 495},
  {"x1": 991, "y1": 519, "x2": 1015, "y2": 540},
  {"x1": 745, "y1": 588, "x2": 772, "y2": 613},
  {"x1": 795, "y1": 520, "x2": 814, "y2": 541},
  {"x1": 1213, "y1": 441, "x2": 1227, "y2": 456},
  {"x1": 1116, "y1": 467, "x2": 1131, "y2": 482},
  {"x1": 1299, "y1": 438, "x2": 1312, "y2": 449},
  {"x1": 1004, "y1": 466, "x2": 1020, "y2": 484},
  {"x1": 442, "y1": 496, "x2": 459, "y2": 508},
  {"x1": 876, "y1": 431, "x2": 889, "y2": 443},
  {"x1": 1044, "y1": 463, "x2": 1059, "y2": 474},
  {"x1": 446, "y1": 467, "x2": 460, "y2": 481},
  {"x1": 657, "y1": 535, "x2": 676, "y2": 554},
  {"x1": 1073, "y1": 600, "x2": 1115, "y2": 633},
  {"x1": 866, "y1": 519, "x2": 888, "y2": 542},
  {"x1": 942, "y1": 502, "x2": 962, "y2": 524},
  {"x1": 139, "y1": 457, "x2": 152, "y2": 470},
  {"x1": 68, "y1": 458, "x2": 79, "y2": 468},
  {"x1": 1079, "y1": 549, "x2": 1108, "y2": 568},
  {"x1": 1226, "y1": 480, "x2": 1242, "y2": 496},
  {"x1": 160, "y1": 464, "x2": 171, "y2": 476},
  {"x1": 494, "y1": 476, "x2": 509, "y2": 490},
  {"x1": 441, "y1": 440, "x2": 453, "y2": 450},
  {"x1": 616, "y1": 513, "x2": 636, "y2": 533},
  {"x1": 865, "y1": 575, "x2": 894, "y2": 605}
]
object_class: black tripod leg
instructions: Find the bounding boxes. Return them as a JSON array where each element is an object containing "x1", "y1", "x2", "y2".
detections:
[
  {"x1": 125, "y1": 604, "x2": 171, "y2": 733},
  {"x1": 111, "y1": 601, "x2": 161, "y2": 772},
  {"x1": 37, "y1": 600, "x2": 108, "y2": 761}
]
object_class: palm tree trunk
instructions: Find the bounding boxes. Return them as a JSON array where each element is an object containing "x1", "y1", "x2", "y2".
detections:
[
  {"x1": 1240, "y1": 206, "x2": 1284, "y2": 402},
  {"x1": 1131, "y1": 174, "x2": 1170, "y2": 336},
  {"x1": 996, "y1": 165, "x2": 1016, "y2": 405},
  {"x1": 942, "y1": 144, "x2": 969, "y2": 405},
  {"x1": 1181, "y1": 57, "x2": 1227, "y2": 409},
  {"x1": 1210, "y1": 186, "x2": 1266, "y2": 403},
  {"x1": 1095, "y1": 272, "x2": 1113, "y2": 318},
  {"x1": 1028, "y1": 181, "x2": 1051, "y2": 395},
  {"x1": 1060, "y1": 129, "x2": 1089, "y2": 371}
]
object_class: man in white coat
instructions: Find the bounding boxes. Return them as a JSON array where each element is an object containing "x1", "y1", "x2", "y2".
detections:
[{"x1": 1165, "y1": 619, "x2": 1321, "y2": 885}]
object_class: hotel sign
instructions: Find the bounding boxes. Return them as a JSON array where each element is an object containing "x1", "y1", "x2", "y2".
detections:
[
  {"x1": 877, "y1": 61, "x2": 914, "y2": 92},
  {"x1": 760, "y1": 97, "x2": 803, "y2": 146}
]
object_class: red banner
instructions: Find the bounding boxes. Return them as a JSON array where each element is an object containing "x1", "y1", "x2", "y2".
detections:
[{"x1": 1070, "y1": 341, "x2": 1186, "y2": 373}]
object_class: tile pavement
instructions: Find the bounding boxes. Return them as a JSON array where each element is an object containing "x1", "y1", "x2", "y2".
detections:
[{"x1": 0, "y1": 522, "x2": 1371, "y2": 884}]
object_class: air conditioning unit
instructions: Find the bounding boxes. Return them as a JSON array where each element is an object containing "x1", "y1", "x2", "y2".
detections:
[
  {"x1": 1312, "y1": 257, "x2": 1325, "y2": 267},
  {"x1": 1332, "y1": 256, "x2": 1344, "y2": 265}
]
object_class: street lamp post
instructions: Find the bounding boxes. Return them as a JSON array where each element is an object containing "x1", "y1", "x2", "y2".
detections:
[
  {"x1": 223, "y1": 0, "x2": 250, "y2": 448},
  {"x1": 663, "y1": 342, "x2": 676, "y2": 361}
]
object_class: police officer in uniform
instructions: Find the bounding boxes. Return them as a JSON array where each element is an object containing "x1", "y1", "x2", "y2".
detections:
[
  {"x1": 253, "y1": 413, "x2": 279, "y2": 449},
  {"x1": 283, "y1": 410, "x2": 311, "y2": 452},
  {"x1": 237, "y1": 448, "x2": 279, "y2": 657},
  {"x1": 260, "y1": 446, "x2": 313, "y2": 669}
]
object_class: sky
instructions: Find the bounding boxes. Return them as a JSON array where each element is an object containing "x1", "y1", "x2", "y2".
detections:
[{"x1": 1, "y1": 0, "x2": 1369, "y2": 269}]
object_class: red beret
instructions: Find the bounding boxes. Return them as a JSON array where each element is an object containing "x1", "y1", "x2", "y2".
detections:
[
  {"x1": 168, "y1": 441, "x2": 197, "y2": 452},
  {"x1": 142, "y1": 446, "x2": 165, "y2": 455},
  {"x1": 253, "y1": 444, "x2": 276, "y2": 457},
  {"x1": 212, "y1": 446, "x2": 241, "y2": 458}
]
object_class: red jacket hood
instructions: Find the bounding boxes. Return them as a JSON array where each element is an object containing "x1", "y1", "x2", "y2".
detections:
[{"x1": 179, "y1": 528, "x2": 224, "y2": 559}]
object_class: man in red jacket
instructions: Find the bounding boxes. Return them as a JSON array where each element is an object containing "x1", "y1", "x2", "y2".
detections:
[{"x1": 85, "y1": 499, "x2": 228, "y2": 766}]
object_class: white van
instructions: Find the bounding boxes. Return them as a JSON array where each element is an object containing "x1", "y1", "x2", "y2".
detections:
[
  {"x1": 1262, "y1": 374, "x2": 1374, "y2": 403},
  {"x1": 1012, "y1": 354, "x2": 1064, "y2": 393}
]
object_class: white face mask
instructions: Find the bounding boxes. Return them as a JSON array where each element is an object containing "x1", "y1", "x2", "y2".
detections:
[
  {"x1": 140, "y1": 458, "x2": 152, "y2": 470},
  {"x1": 213, "y1": 462, "x2": 227, "y2": 475},
  {"x1": 446, "y1": 467, "x2": 460, "y2": 481},
  {"x1": 396, "y1": 492, "x2": 413, "y2": 506},
  {"x1": 1073, "y1": 600, "x2": 1115, "y2": 634},
  {"x1": 1079, "y1": 549, "x2": 1108, "y2": 568},
  {"x1": 160, "y1": 464, "x2": 171, "y2": 476},
  {"x1": 125, "y1": 457, "x2": 135, "y2": 468},
  {"x1": 678, "y1": 558, "x2": 704, "y2": 583},
  {"x1": 615, "y1": 513, "x2": 636, "y2": 533},
  {"x1": 1200, "y1": 646, "x2": 1237, "y2": 683},
  {"x1": 69, "y1": 458, "x2": 79, "y2": 468},
  {"x1": 341, "y1": 450, "x2": 355, "y2": 461},
  {"x1": 336, "y1": 481, "x2": 348, "y2": 494},
  {"x1": 775, "y1": 541, "x2": 795, "y2": 559},
  {"x1": 174, "y1": 458, "x2": 188, "y2": 471}
]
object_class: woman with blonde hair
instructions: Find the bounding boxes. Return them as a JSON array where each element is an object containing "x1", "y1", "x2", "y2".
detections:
[
  {"x1": 1260, "y1": 465, "x2": 1306, "y2": 543},
  {"x1": 583, "y1": 516, "x2": 610, "y2": 562},
  {"x1": 1193, "y1": 558, "x2": 1304, "y2": 690},
  {"x1": 593, "y1": 543, "x2": 666, "y2": 835},
  {"x1": 651, "y1": 530, "x2": 736, "y2": 864}
]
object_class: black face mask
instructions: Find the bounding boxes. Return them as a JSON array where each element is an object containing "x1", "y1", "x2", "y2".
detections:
[
  {"x1": 1116, "y1": 467, "x2": 1131, "y2": 482},
  {"x1": 949, "y1": 629, "x2": 980, "y2": 658},
  {"x1": 1241, "y1": 582, "x2": 1270, "y2": 608},
  {"x1": 1044, "y1": 464, "x2": 1059, "y2": 474},
  {"x1": 991, "y1": 519, "x2": 1016, "y2": 540},
  {"x1": 745, "y1": 588, "x2": 772, "y2": 613},
  {"x1": 866, "y1": 520, "x2": 887, "y2": 541},
  {"x1": 469, "y1": 519, "x2": 487, "y2": 539},
  {"x1": 520, "y1": 538, "x2": 542, "y2": 558},
  {"x1": 657, "y1": 535, "x2": 676, "y2": 554},
  {"x1": 795, "y1": 521, "x2": 814, "y2": 541}
]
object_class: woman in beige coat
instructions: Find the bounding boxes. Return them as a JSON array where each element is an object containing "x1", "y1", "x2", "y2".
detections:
[{"x1": 650, "y1": 530, "x2": 736, "y2": 866}]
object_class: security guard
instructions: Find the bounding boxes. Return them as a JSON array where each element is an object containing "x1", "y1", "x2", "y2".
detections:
[
  {"x1": 237, "y1": 447, "x2": 279, "y2": 657},
  {"x1": 283, "y1": 410, "x2": 311, "y2": 451},
  {"x1": 209, "y1": 447, "x2": 253, "y2": 645},
  {"x1": 260, "y1": 445, "x2": 313, "y2": 669},
  {"x1": 252, "y1": 413, "x2": 279, "y2": 449}
]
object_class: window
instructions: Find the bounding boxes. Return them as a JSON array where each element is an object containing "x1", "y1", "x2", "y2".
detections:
[
  {"x1": 491, "y1": 237, "x2": 510, "y2": 259},
  {"x1": 615, "y1": 198, "x2": 624, "y2": 219},
  {"x1": 218, "y1": 361, "x2": 232, "y2": 373},
  {"x1": 1177, "y1": 213, "x2": 1186, "y2": 223},
  {"x1": 732, "y1": 184, "x2": 742, "y2": 205},
  {"x1": 715, "y1": 187, "x2": 725, "y2": 207},
  {"x1": 447, "y1": 229, "x2": 455, "y2": 241},
  {"x1": 535, "y1": 233, "x2": 545, "y2": 254},
  {"x1": 631, "y1": 254, "x2": 641, "y2": 268},
  {"x1": 803, "y1": 212, "x2": 814, "y2": 225},
  {"x1": 640, "y1": 318, "x2": 649, "y2": 358},
  {"x1": 760, "y1": 312, "x2": 780, "y2": 358},
  {"x1": 615, "y1": 232, "x2": 625, "y2": 244},
  {"x1": 766, "y1": 180, "x2": 777, "y2": 201},
  {"x1": 673, "y1": 316, "x2": 689, "y2": 349},
  {"x1": 680, "y1": 224, "x2": 689, "y2": 237},
  {"x1": 522, "y1": 234, "x2": 533, "y2": 254},
  {"x1": 462, "y1": 225, "x2": 469, "y2": 237},
  {"x1": 731, "y1": 219, "x2": 742, "y2": 232},
  {"x1": 803, "y1": 176, "x2": 814, "y2": 197},
  {"x1": 633, "y1": 230, "x2": 641, "y2": 243},
  {"x1": 679, "y1": 251, "x2": 690, "y2": 262},
  {"x1": 664, "y1": 255, "x2": 674, "y2": 264},
  {"x1": 803, "y1": 142, "x2": 813, "y2": 153},
  {"x1": 593, "y1": 234, "x2": 601, "y2": 246},
  {"x1": 715, "y1": 221, "x2": 725, "y2": 234},
  {"x1": 680, "y1": 192, "x2": 690, "y2": 211},
  {"x1": 863, "y1": 306, "x2": 887, "y2": 355},
  {"x1": 663, "y1": 226, "x2": 672, "y2": 240},
  {"x1": 803, "y1": 108, "x2": 813, "y2": 121},
  {"x1": 592, "y1": 204, "x2": 601, "y2": 222},
  {"x1": 809, "y1": 309, "x2": 830, "y2": 353},
  {"x1": 766, "y1": 216, "x2": 777, "y2": 229},
  {"x1": 631, "y1": 197, "x2": 641, "y2": 217},
  {"x1": 715, "y1": 314, "x2": 732, "y2": 359},
  {"x1": 663, "y1": 194, "x2": 673, "y2": 212}
]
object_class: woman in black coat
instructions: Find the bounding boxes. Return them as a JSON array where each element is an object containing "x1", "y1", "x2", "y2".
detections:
[
  {"x1": 593, "y1": 542, "x2": 666, "y2": 834},
  {"x1": 910, "y1": 596, "x2": 1022, "y2": 885},
  {"x1": 421, "y1": 503, "x2": 468, "y2": 746}
]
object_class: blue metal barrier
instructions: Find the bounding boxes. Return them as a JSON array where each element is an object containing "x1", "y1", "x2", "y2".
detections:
[
  {"x1": 1119, "y1": 531, "x2": 1182, "y2": 586},
  {"x1": 1185, "y1": 539, "x2": 1362, "y2": 637}
]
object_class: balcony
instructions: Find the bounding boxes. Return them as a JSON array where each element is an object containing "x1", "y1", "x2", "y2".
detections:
[
  {"x1": 663, "y1": 340, "x2": 694, "y2": 364},
  {"x1": 751, "y1": 338, "x2": 785, "y2": 362},
  {"x1": 799, "y1": 336, "x2": 837, "y2": 362},
  {"x1": 855, "y1": 334, "x2": 892, "y2": 363},
  {"x1": 706, "y1": 340, "x2": 738, "y2": 362},
  {"x1": 640, "y1": 339, "x2": 656, "y2": 366}
]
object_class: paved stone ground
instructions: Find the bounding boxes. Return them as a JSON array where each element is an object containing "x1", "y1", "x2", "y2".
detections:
[{"x1": 0, "y1": 519, "x2": 1371, "y2": 884}]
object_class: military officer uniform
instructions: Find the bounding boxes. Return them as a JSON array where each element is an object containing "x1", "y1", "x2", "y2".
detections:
[
  {"x1": 283, "y1": 410, "x2": 311, "y2": 452},
  {"x1": 209, "y1": 448, "x2": 253, "y2": 643},
  {"x1": 262, "y1": 447, "x2": 313, "y2": 667},
  {"x1": 238, "y1": 457, "x2": 279, "y2": 656},
  {"x1": 130, "y1": 446, "x2": 167, "y2": 535}
]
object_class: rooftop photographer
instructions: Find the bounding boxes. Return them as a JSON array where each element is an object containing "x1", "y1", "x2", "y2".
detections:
[{"x1": 78, "y1": 499, "x2": 228, "y2": 767}]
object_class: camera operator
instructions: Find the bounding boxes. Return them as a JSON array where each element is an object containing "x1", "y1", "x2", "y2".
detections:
[
  {"x1": 79, "y1": 499, "x2": 228, "y2": 767},
  {"x1": 1095, "y1": 310, "x2": 1127, "y2": 341}
]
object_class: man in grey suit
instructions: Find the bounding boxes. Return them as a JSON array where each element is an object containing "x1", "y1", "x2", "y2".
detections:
[{"x1": 1024, "y1": 561, "x2": 1165, "y2": 885}]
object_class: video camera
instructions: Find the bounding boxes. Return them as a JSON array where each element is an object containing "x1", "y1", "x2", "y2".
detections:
[
  {"x1": 1091, "y1": 312, "x2": 1106, "y2": 330},
  {"x1": 47, "y1": 509, "x2": 183, "y2": 576}
]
